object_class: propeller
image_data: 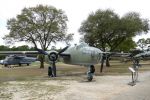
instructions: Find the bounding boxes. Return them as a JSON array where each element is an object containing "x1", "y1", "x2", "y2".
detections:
[
  {"x1": 48, "y1": 52, "x2": 58, "y2": 61},
  {"x1": 58, "y1": 46, "x2": 69, "y2": 55},
  {"x1": 36, "y1": 46, "x2": 69, "y2": 61},
  {"x1": 36, "y1": 46, "x2": 69, "y2": 77},
  {"x1": 36, "y1": 48, "x2": 48, "y2": 55}
]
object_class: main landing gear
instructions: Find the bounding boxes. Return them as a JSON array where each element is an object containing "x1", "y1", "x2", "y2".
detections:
[
  {"x1": 48, "y1": 62, "x2": 57, "y2": 77},
  {"x1": 48, "y1": 52, "x2": 58, "y2": 77},
  {"x1": 48, "y1": 66, "x2": 53, "y2": 77},
  {"x1": 87, "y1": 65, "x2": 95, "y2": 81}
]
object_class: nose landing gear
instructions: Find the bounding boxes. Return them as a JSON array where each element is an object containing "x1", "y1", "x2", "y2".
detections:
[{"x1": 87, "y1": 65, "x2": 95, "y2": 81}]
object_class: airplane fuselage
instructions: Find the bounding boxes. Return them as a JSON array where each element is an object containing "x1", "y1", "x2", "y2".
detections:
[
  {"x1": 44, "y1": 43, "x2": 102, "y2": 66},
  {"x1": 63, "y1": 46, "x2": 102, "y2": 66}
]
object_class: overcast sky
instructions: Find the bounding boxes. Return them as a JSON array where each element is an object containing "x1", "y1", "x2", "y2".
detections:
[{"x1": 0, "y1": 0, "x2": 150, "y2": 48}]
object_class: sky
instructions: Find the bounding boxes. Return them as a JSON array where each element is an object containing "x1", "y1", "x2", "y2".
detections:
[{"x1": 0, "y1": 0, "x2": 150, "y2": 48}]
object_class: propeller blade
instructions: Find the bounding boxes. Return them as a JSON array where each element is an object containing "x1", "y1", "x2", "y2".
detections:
[
  {"x1": 58, "y1": 46, "x2": 69, "y2": 55},
  {"x1": 36, "y1": 48, "x2": 48, "y2": 55}
]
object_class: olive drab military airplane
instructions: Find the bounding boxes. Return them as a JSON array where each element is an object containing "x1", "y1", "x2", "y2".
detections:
[
  {"x1": 35, "y1": 42, "x2": 103, "y2": 81},
  {"x1": 0, "y1": 42, "x2": 103, "y2": 81}
]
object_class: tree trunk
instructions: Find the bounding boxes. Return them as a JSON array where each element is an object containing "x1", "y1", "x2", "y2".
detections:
[
  {"x1": 40, "y1": 60, "x2": 44, "y2": 68},
  {"x1": 100, "y1": 57, "x2": 104, "y2": 72},
  {"x1": 38, "y1": 55, "x2": 45, "y2": 68}
]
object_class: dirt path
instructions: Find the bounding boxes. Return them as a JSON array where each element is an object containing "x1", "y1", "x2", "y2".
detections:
[
  {"x1": 0, "y1": 72, "x2": 150, "y2": 100},
  {"x1": 111, "y1": 72, "x2": 150, "y2": 100},
  {"x1": 52, "y1": 74, "x2": 134, "y2": 100}
]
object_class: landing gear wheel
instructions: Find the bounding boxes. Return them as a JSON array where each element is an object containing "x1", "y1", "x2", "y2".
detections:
[
  {"x1": 48, "y1": 66, "x2": 53, "y2": 77},
  {"x1": 87, "y1": 76, "x2": 93, "y2": 81},
  {"x1": 19, "y1": 63, "x2": 21, "y2": 66},
  {"x1": 4, "y1": 64, "x2": 8, "y2": 67},
  {"x1": 87, "y1": 65, "x2": 95, "y2": 81}
]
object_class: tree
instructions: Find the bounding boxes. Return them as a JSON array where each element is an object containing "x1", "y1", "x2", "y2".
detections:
[
  {"x1": 116, "y1": 38, "x2": 137, "y2": 52},
  {"x1": 0, "y1": 45, "x2": 10, "y2": 59},
  {"x1": 79, "y1": 9, "x2": 120, "y2": 51},
  {"x1": 106, "y1": 12, "x2": 149, "y2": 52},
  {"x1": 0, "y1": 45, "x2": 10, "y2": 51},
  {"x1": 3, "y1": 5, "x2": 73, "y2": 68},
  {"x1": 79, "y1": 9, "x2": 149, "y2": 72},
  {"x1": 11, "y1": 45, "x2": 32, "y2": 51},
  {"x1": 0, "y1": 45, "x2": 36, "y2": 59}
]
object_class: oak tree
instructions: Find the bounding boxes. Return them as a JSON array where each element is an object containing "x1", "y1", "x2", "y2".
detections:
[
  {"x1": 4, "y1": 5, "x2": 73, "y2": 68},
  {"x1": 79, "y1": 9, "x2": 149, "y2": 72}
]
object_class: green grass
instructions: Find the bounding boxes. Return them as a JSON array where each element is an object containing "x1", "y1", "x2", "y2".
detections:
[
  {"x1": 94, "y1": 60, "x2": 150, "y2": 76},
  {"x1": 0, "y1": 60, "x2": 150, "y2": 82}
]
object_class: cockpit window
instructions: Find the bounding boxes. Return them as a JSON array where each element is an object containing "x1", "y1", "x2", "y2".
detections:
[{"x1": 77, "y1": 42, "x2": 88, "y2": 49}]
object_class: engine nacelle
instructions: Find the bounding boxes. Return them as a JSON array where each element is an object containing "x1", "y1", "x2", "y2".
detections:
[
  {"x1": 48, "y1": 52, "x2": 58, "y2": 62},
  {"x1": 44, "y1": 51, "x2": 58, "y2": 63}
]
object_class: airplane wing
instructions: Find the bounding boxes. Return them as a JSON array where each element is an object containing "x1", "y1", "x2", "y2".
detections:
[
  {"x1": 0, "y1": 46, "x2": 70, "y2": 58},
  {"x1": 102, "y1": 52, "x2": 131, "y2": 57},
  {"x1": 103, "y1": 50, "x2": 150, "y2": 61},
  {"x1": 134, "y1": 51, "x2": 150, "y2": 58},
  {"x1": 0, "y1": 51, "x2": 39, "y2": 55}
]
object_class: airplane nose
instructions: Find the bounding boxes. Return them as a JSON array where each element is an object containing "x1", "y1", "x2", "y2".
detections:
[{"x1": 91, "y1": 50, "x2": 101, "y2": 56}]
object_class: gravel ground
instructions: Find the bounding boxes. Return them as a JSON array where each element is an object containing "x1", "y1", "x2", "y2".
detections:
[{"x1": 111, "y1": 72, "x2": 150, "y2": 100}]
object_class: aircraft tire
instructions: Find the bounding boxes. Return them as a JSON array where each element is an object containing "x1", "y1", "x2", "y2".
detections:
[
  {"x1": 48, "y1": 66, "x2": 53, "y2": 77},
  {"x1": 4, "y1": 64, "x2": 8, "y2": 67},
  {"x1": 27, "y1": 64, "x2": 29, "y2": 66},
  {"x1": 19, "y1": 63, "x2": 21, "y2": 66},
  {"x1": 87, "y1": 76, "x2": 93, "y2": 81}
]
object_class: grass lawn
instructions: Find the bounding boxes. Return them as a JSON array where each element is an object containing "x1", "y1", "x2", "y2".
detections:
[{"x1": 0, "y1": 60, "x2": 150, "y2": 82}]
